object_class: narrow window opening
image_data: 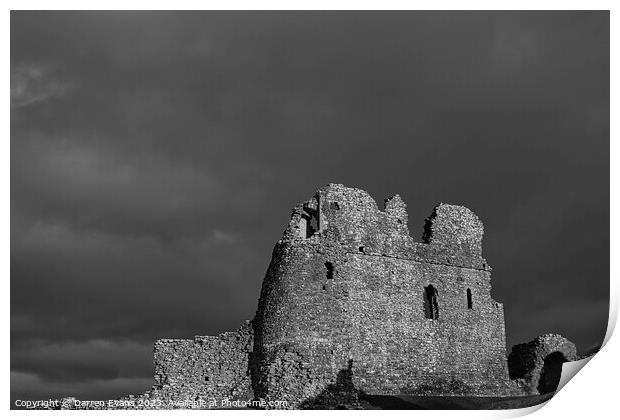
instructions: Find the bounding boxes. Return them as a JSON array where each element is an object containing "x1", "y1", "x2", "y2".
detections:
[
  {"x1": 359, "y1": 246, "x2": 365, "y2": 252},
  {"x1": 325, "y1": 262, "x2": 334, "y2": 279},
  {"x1": 424, "y1": 285, "x2": 439, "y2": 320},
  {"x1": 322, "y1": 284, "x2": 327, "y2": 291},
  {"x1": 467, "y1": 288, "x2": 473, "y2": 309}
]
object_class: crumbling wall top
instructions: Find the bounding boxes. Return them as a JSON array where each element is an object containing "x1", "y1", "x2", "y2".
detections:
[
  {"x1": 280, "y1": 183, "x2": 488, "y2": 270},
  {"x1": 384, "y1": 194, "x2": 408, "y2": 226},
  {"x1": 422, "y1": 203, "x2": 484, "y2": 256}
]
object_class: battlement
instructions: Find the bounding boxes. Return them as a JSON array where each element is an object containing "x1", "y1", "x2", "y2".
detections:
[{"x1": 282, "y1": 183, "x2": 489, "y2": 271}]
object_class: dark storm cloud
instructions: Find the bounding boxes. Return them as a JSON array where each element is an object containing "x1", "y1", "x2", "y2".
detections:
[{"x1": 11, "y1": 11, "x2": 609, "y2": 401}]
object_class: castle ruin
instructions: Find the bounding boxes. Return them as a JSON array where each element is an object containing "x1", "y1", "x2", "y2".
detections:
[{"x1": 63, "y1": 183, "x2": 579, "y2": 409}]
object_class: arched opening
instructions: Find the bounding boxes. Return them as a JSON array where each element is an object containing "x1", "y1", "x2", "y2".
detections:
[
  {"x1": 537, "y1": 351, "x2": 568, "y2": 394},
  {"x1": 466, "y1": 288, "x2": 473, "y2": 309},
  {"x1": 424, "y1": 285, "x2": 439, "y2": 320}
]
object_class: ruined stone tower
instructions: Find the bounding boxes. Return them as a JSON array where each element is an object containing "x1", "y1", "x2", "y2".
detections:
[{"x1": 251, "y1": 183, "x2": 510, "y2": 403}]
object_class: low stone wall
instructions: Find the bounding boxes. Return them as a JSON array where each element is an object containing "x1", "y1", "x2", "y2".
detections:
[{"x1": 148, "y1": 321, "x2": 254, "y2": 404}]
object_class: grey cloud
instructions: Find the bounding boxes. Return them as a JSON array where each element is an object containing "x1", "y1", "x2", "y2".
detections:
[{"x1": 11, "y1": 65, "x2": 69, "y2": 109}]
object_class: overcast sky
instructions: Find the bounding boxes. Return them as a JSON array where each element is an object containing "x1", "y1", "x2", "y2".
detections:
[{"x1": 11, "y1": 11, "x2": 609, "y2": 402}]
